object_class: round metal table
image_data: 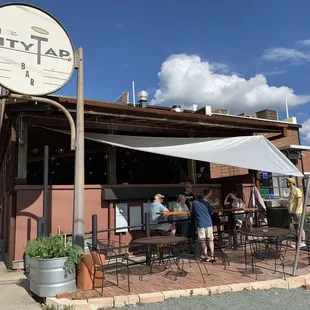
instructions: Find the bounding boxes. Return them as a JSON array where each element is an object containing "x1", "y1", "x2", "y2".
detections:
[
  {"x1": 240, "y1": 226, "x2": 292, "y2": 271},
  {"x1": 134, "y1": 236, "x2": 188, "y2": 280},
  {"x1": 240, "y1": 227, "x2": 291, "y2": 238},
  {"x1": 134, "y1": 236, "x2": 188, "y2": 245}
]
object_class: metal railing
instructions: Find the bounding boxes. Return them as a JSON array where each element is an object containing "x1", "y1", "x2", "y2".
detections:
[{"x1": 36, "y1": 210, "x2": 265, "y2": 265}]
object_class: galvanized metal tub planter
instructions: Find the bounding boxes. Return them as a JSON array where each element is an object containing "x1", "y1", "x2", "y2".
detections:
[
  {"x1": 24, "y1": 254, "x2": 30, "y2": 278},
  {"x1": 29, "y1": 256, "x2": 76, "y2": 297}
]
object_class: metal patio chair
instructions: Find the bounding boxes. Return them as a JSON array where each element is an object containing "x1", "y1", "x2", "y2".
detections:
[
  {"x1": 87, "y1": 242, "x2": 130, "y2": 296},
  {"x1": 247, "y1": 236, "x2": 288, "y2": 279},
  {"x1": 171, "y1": 238, "x2": 210, "y2": 282}
]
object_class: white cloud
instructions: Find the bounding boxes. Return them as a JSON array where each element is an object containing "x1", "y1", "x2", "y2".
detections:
[
  {"x1": 209, "y1": 62, "x2": 230, "y2": 74},
  {"x1": 260, "y1": 69, "x2": 287, "y2": 76},
  {"x1": 150, "y1": 54, "x2": 310, "y2": 113},
  {"x1": 261, "y1": 47, "x2": 310, "y2": 63},
  {"x1": 296, "y1": 39, "x2": 310, "y2": 47},
  {"x1": 300, "y1": 119, "x2": 310, "y2": 142}
]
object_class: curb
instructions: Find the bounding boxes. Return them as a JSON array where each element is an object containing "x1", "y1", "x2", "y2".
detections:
[{"x1": 46, "y1": 274, "x2": 310, "y2": 309}]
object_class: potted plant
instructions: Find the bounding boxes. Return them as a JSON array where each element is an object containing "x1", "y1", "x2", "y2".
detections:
[{"x1": 25, "y1": 235, "x2": 82, "y2": 297}]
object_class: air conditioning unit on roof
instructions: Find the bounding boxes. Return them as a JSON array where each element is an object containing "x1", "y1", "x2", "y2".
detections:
[
  {"x1": 213, "y1": 108, "x2": 229, "y2": 115},
  {"x1": 239, "y1": 112, "x2": 257, "y2": 118}
]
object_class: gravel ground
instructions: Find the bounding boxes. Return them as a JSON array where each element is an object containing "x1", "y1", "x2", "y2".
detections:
[{"x1": 117, "y1": 289, "x2": 310, "y2": 310}]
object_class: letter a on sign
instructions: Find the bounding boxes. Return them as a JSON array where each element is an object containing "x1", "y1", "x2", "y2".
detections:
[{"x1": 0, "y1": 3, "x2": 75, "y2": 96}]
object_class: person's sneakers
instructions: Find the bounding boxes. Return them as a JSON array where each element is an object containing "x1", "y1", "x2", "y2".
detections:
[{"x1": 300, "y1": 242, "x2": 307, "y2": 248}]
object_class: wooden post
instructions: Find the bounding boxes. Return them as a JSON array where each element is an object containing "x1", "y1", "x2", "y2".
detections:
[
  {"x1": 107, "y1": 125, "x2": 117, "y2": 184},
  {"x1": 108, "y1": 202, "x2": 114, "y2": 241},
  {"x1": 8, "y1": 127, "x2": 17, "y2": 268},
  {"x1": 17, "y1": 120, "x2": 28, "y2": 180},
  {"x1": 107, "y1": 145, "x2": 117, "y2": 184}
]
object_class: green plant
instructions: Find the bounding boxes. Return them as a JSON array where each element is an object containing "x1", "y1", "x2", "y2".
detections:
[
  {"x1": 42, "y1": 304, "x2": 75, "y2": 310},
  {"x1": 305, "y1": 211, "x2": 310, "y2": 224},
  {"x1": 25, "y1": 236, "x2": 82, "y2": 274}
]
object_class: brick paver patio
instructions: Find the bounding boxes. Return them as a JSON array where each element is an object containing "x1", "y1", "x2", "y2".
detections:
[{"x1": 71, "y1": 246, "x2": 310, "y2": 300}]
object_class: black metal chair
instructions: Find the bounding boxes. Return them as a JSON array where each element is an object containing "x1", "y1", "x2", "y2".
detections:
[
  {"x1": 171, "y1": 239, "x2": 210, "y2": 282},
  {"x1": 247, "y1": 236, "x2": 288, "y2": 279},
  {"x1": 299, "y1": 236, "x2": 310, "y2": 265},
  {"x1": 87, "y1": 242, "x2": 130, "y2": 296}
]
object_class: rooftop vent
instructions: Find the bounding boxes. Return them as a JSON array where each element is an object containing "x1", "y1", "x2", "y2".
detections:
[
  {"x1": 138, "y1": 90, "x2": 148, "y2": 108},
  {"x1": 171, "y1": 105, "x2": 184, "y2": 112}
]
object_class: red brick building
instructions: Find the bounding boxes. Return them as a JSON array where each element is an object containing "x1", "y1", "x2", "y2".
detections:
[{"x1": 0, "y1": 95, "x2": 306, "y2": 268}]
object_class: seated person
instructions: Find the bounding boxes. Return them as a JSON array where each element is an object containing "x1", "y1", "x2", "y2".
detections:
[
  {"x1": 224, "y1": 190, "x2": 245, "y2": 229},
  {"x1": 173, "y1": 194, "x2": 190, "y2": 236},
  {"x1": 150, "y1": 194, "x2": 176, "y2": 235}
]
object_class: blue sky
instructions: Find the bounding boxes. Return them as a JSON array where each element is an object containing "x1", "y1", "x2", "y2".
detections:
[{"x1": 12, "y1": 0, "x2": 310, "y2": 143}]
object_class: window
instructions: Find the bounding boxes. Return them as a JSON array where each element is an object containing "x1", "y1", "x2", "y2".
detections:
[
  {"x1": 259, "y1": 171, "x2": 290, "y2": 199},
  {"x1": 272, "y1": 173, "x2": 290, "y2": 198},
  {"x1": 27, "y1": 127, "x2": 108, "y2": 185},
  {"x1": 116, "y1": 148, "x2": 188, "y2": 184},
  {"x1": 27, "y1": 152, "x2": 108, "y2": 185},
  {"x1": 196, "y1": 161, "x2": 211, "y2": 183}
]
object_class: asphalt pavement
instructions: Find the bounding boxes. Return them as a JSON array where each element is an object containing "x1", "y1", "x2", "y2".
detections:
[{"x1": 118, "y1": 289, "x2": 310, "y2": 310}]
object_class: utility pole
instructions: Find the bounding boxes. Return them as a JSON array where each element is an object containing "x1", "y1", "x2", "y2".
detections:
[{"x1": 73, "y1": 47, "x2": 85, "y2": 248}]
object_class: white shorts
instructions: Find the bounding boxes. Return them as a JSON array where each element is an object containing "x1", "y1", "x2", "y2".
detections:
[{"x1": 197, "y1": 227, "x2": 214, "y2": 241}]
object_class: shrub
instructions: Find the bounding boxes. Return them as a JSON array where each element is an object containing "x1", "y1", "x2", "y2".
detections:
[{"x1": 25, "y1": 236, "x2": 82, "y2": 274}]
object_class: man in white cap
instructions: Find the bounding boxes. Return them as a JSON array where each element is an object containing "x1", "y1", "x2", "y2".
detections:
[
  {"x1": 285, "y1": 177, "x2": 306, "y2": 247},
  {"x1": 150, "y1": 194, "x2": 176, "y2": 235}
]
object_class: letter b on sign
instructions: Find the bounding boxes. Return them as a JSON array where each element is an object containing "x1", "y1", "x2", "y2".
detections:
[{"x1": 21, "y1": 63, "x2": 25, "y2": 70}]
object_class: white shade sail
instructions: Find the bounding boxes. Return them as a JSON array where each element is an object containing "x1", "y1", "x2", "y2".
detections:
[
  {"x1": 83, "y1": 132, "x2": 302, "y2": 177},
  {"x1": 44, "y1": 127, "x2": 303, "y2": 177}
]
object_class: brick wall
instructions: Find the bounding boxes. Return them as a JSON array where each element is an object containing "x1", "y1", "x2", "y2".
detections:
[
  {"x1": 302, "y1": 152, "x2": 310, "y2": 173},
  {"x1": 210, "y1": 127, "x2": 301, "y2": 179},
  {"x1": 210, "y1": 164, "x2": 248, "y2": 179},
  {"x1": 264, "y1": 128, "x2": 299, "y2": 148}
]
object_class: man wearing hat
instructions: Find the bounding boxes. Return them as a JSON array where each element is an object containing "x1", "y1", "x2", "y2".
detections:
[
  {"x1": 286, "y1": 177, "x2": 306, "y2": 247},
  {"x1": 150, "y1": 194, "x2": 176, "y2": 235}
]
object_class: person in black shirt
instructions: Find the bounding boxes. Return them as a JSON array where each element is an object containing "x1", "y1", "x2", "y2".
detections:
[
  {"x1": 183, "y1": 183, "x2": 196, "y2": 238},
  {"x1": 184, "y1": 183, "x2": 196, "y2": 209}
]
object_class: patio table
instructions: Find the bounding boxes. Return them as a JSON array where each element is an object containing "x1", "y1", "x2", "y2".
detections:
[
  {"x1": 240, "y1": 226, "x2": 292, "y2": 270},
  {"x1": 214, "y1": 207, "x2": 259, "y2": 248},
  {"x1": 133, "y1": 236, "x2": 188, "y2": 280},
  {"x1": 156, "y1": 211, "x2": 191, "y2": 216}
]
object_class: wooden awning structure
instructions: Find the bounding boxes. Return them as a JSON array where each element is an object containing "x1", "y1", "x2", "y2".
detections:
[{"x1": 3, "y1": 95, "x2": 297, "y2": 139}]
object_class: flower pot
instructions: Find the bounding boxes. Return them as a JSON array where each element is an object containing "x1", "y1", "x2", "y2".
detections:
[
  {"x1": 77, "y1": 252, "x2": 105, "y2": 291},
  {"x1": 29, "y1": 256, "x2": 76, "y2": 297}
]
